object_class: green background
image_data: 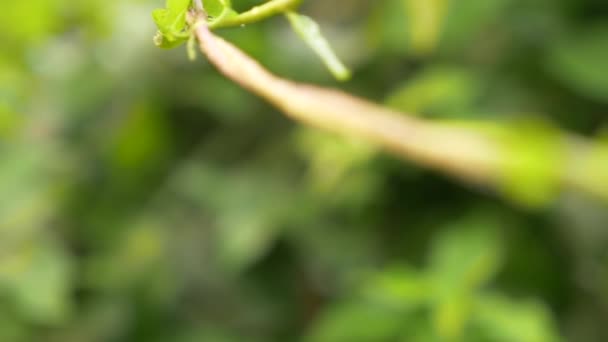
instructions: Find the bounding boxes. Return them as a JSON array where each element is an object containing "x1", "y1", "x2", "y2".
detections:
[{"x1": 1, "y1": 0, "x2": 607, "y2": 341}]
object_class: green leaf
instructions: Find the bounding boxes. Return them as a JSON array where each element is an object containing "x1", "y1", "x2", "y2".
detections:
[
  {"x1": 154, "y1": 0, "x2": 191, "y2": 34},
  {"x1": 152, "y1": 0, "x2": 192, "y2": 49},
  {"x1": 153, "y1": 30, "x2": 188, "y2": 49},
  {"x1": 286, "y1": 12, "x2": 351, "y2": 81}
]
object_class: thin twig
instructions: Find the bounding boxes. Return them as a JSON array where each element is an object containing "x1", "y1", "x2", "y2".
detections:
[{"x1": 208, "y1": 0, "x2": 302, "y2": 29}]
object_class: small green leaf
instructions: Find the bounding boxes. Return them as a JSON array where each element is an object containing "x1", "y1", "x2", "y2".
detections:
[
  {"x1": 153, "y1": 30, "x2": 188, "y2": 49},
  {"x1": 155, "y1": 0, "x2": 191, "y2": 33},
  {"x1": 167, "y1": 0, "x2": 192, "y2": 15},
  {"x1": 152, "y1": 0, "x2": 192, "y2": 49},
  {"x1": 286, "y1": 12, "x2": 351, "y2": 81}
]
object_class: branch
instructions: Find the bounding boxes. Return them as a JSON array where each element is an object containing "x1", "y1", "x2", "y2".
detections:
[
  {"x1": 192, "y1": 18, "x2": 608, "y2": 204},
  {"x1": 209, "y1": 0, "x2": 302, "y2": 29}
]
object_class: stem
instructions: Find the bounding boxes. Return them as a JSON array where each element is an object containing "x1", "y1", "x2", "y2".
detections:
[
  {"x1": 194, "y1": 20, "x2": 499, "y2": 183},
  {"x1": 192, "y1": 19, "x2": 608, "y2": 203},
  {"x1": 209, "y1": 0, "x2": 302, "y2": 29}
]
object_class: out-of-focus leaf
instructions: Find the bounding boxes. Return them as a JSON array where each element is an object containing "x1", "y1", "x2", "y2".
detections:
[
  {"x1": 428, "y1": 214, "x2": 503, "y2": 296},
  {"x1": 286, "y1": 12, "x2": 351, "y2": 81},
  {"x1": 295, "y1": 128, "x2": 377, "y2": 195},
  {"x1": 473, "y1": 293, "x2": 561, "y2": 342},
  {"x1": 171, "y1": 164, "x2": 291, "y2": 273},
  {"x1": 305, "y1": 302, "x2": 404, "y2": 342},
  {"x1": 427, "y1": 213, "x2": 503, "y2": 339},
  {"x1": 432, "y1": 295, "x2": 473, "y2": 340},
  {"x1": 0, "y1": 312, "x2": 26, "y2": 342},
  {"x1": 367, "y1": 0, "x2": 411, "y2": 55},
  {"x1": 360, "y1": 266, "x2": 430, "y2": 310},
  {"x1": 385, "y1": 67, "x2": 482, "y2": 117},
  {"x1": 0, "y1": 146, "x2": 63, "y2": 242},
  {"x1": 106, "y1": 103, "x2": 172, "y2": 175},
  {"x1": 0, "y1": 61, "x2": 26, "y2": 136},
  {"x1": 85, "y1": 223, "x2": 167, "y2": 291},
  {"x1": 547, "y1": 26, "x2": 608, "y2": 102},
  {"x1": 404, "y1": 0, "x2": 449, "y2": 55},
  {"x1": 439, "y1": 0, "x2": 509, "y2": 53},
  {"x1": 0, "y1": 241, "x2": 73, "y2": 324},
  {"x1": 174, "y1": 326, "x2": 243, "y2": 342},
  {"x1": 0, "y1": 0, "x2": 61, "y2": 44}
]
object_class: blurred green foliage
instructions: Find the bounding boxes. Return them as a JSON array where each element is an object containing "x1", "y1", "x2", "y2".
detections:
[{"x1": 1, "y1": 0, "x2": 608, "y2": 341}]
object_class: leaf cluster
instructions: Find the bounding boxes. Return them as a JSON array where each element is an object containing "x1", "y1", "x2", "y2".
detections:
[{"x1": 152, "y1": 0, "x2": 350, "y2": 80}]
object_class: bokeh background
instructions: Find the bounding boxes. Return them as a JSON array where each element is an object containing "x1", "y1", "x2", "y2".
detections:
[{"x1": 1, "y1": 0, "x2": 608, "y2": 341}]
